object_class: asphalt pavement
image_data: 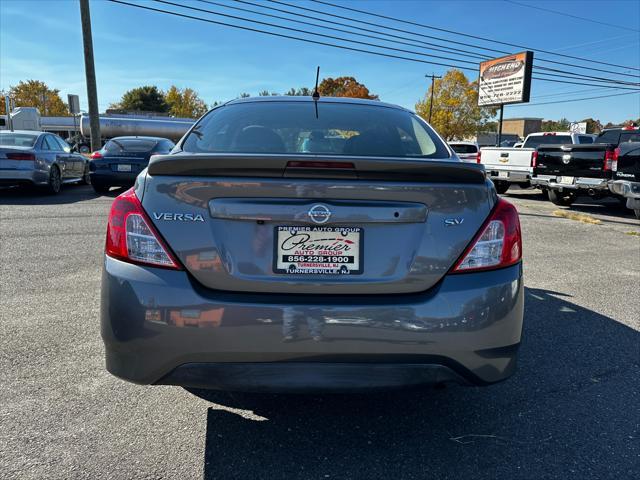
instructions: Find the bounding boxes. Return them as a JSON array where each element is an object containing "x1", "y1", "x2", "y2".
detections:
[{"x1": 1, "y1": 184, "x2": 638, "y2": 480}]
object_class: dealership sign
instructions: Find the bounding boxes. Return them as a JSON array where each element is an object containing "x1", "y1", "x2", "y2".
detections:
[{"x1": 478, "y1": 51, "x2": 534, "y2": 107}]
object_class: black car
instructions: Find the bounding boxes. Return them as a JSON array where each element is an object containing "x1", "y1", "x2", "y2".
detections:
[{"x1": 89, "y1": 136, "x2": 175, "y2": 193}]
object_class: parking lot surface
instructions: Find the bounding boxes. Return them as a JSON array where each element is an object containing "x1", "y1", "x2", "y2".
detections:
[{"x1": 1, "y1": 185, "x2": 638, "y2": 479}]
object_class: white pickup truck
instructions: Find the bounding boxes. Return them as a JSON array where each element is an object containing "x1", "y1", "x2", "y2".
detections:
[{"x1": 479, "y1": 132, "x2": 596, "y2": 194}]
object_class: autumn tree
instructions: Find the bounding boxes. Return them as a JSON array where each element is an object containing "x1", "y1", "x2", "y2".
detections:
[
  {"x1": 111, "y1": 85, "x2": 168, "y2": 113},
  {"x1": 165, "y1": 86, "x2": 208, "y2": 118},
  {"x1": 579, "y1": 118, "x2": 603, "y2": 134},
  {"x1": 415, "y1": 69, "x2": 494, "y2": 141},
  {"x1": 541, "y1": 118, "x2": 570, "y2": 132},
  {"x1": 0, "y1": 80, "x2": 69, "y2": 116},
  {"x1": 318, "y1": 77, "x2": 378, "y2": 99}
]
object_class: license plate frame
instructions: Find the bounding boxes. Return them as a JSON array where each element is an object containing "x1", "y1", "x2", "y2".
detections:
[
  {"x1": 117, "y1": 164, "x2": 132, "y2": 172},
  {"x1": 273, "y1": 226, "x2": 364, "y2": 275},
  {"x1": 558, "y1": 176, "x2": 575, "y2": 185}
]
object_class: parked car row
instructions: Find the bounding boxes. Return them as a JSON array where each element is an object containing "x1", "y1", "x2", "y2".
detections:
[
  {"x1": 462, "y1": 127, "x2": 640, "y2": 219},
  {"x1": 0, "y1": 130, "x2": 174, "y2": 195}
]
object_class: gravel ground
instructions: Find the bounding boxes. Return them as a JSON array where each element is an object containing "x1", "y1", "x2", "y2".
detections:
[{"x1": 1, "y1": 184, "x2": 638, "y2": 480}]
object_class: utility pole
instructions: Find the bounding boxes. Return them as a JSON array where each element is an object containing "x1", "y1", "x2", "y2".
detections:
[
  {"x1": 79, "y1": 0, "x2": 101, "y2": 151},
  {"x1": 497, "y1": 104, "x2": 504, "y2": 146},
  {"x1": 426, "y1": 73, "x2": 442, "y2": 124}
]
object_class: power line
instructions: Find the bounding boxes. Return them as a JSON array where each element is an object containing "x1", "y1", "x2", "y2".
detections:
[
  {"x1": 159, "y1": 0, "x2": 639, "y2": 88},
  {"x1": 106, "y1": 0, "x2": 640, "y2": 91},
  {"x1": 309, "y1": 0, "x2": 640, "y2": 73},
  {"x1": 504, "y1": 0, "x2": 640, "y2": 33},
  {"x1": 219, "y1": 0, "x2": 640, "y2": 87},
  {"x1": 510, "y1": 91, "x2": 640, "y2": 107}
]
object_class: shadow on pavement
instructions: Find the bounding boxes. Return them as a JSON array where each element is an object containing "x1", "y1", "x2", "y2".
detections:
[
  {"x1": 197, "y1": 288, "x2": 639, "y2": 480},
  {"x1": 0, "y1": 184, "x2": 124, "y2": 205}
]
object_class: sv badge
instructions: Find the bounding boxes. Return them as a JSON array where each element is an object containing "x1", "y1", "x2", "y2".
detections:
[{"x1": 444, "y1": 217, "x2": 464, "y2": 227}]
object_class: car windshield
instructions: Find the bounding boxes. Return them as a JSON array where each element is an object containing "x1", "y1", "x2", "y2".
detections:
[
  {"x1": 182, "y1": 101, "x2": 450, "y2": 158},
  {"x1": 523, "y1": 135, "x2": 572, "y2": 148},
  {"x1": 0, "y1": 133, "x2": 38, "y2": 147},
  {"x1": 450, "y1": 144, "x2": 477, "y2": 154},
  {"x1": 104, "y1": 138, "x2": 158, "y2": 152}
]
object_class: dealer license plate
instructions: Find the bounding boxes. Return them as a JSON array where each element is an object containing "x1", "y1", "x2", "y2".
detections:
[
  {"x1": 274, "y1": 226, "x2": 363, "y2": 275},
  {"x1": 117, "y1": 164, "x2": 132, "y2": 172},
  {"x1": 558, "y1": 176, "x2": 574, "y2": 185}
]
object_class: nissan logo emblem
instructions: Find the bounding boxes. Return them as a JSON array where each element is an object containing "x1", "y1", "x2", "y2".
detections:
[{"x1": 308, "y1": 204, "x2": 331, "y2": 224}]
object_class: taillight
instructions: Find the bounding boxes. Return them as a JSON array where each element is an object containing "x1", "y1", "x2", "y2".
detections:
[
  {"x1": 91, "y1": 151, "x2": 103, "y2": 159},
  {"x1": 476, "y1": 150, "x2": 482, "y2": 164},
  {"x1": 105, "y1": 188, "x2": 181, "y2": 269},
  {"x1": 604, "y1": 149, "x2": 618, "y2": 171},
  {"x1": 531, "y1": 151, "x2": 538, "y2": 167},
  {"x1": 451, "y1": 198, "x2": 522, "y2": 273},
  {"x1": 6, "y1": 152, "x2": 35, "y2": 160}
]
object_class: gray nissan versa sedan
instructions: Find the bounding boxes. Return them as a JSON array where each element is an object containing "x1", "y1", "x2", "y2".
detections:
[{"x1": 100, "y1": 97, "x2": 524, "y2": 392}]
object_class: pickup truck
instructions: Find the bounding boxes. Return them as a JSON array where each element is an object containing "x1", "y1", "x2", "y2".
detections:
[
  {"x1": 531, "y1": 126, "x2": 640, "y2": 208},
  {"x1": 608, "y1": 141, "x2": 640, "y2": 219},
  {"x1": 479, "y1": 132, "x2": 596, "y2": 194}
]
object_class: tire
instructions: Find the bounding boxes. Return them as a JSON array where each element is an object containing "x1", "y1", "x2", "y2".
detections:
[
  {"x1": 45, "y1": 165, "x2": 62, "y2": 194},
  {"x1": 540, "y1": 189, "x2": 549, "y2": 200},
  {"x1": 548, "y1": 189, "x2": 577, "y2": 206},
  {"x1": 80, "y1": 163, "x2": 91, "y2": 185},
  {"x1": 634, "y1": 209, "x2": 640, "y2": 220},
  {"x1": 92, "y1": 182, "x2": 110, "y2": 194},
  {"x1": 493, "y1": 181, "x2": 510, "y2": 194},
  {"x1": 517, "y1": 182, "x2": 531, "y2": 189}
]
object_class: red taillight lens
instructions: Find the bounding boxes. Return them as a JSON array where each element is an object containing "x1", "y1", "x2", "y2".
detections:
[
  {"x1": 531, "y1": 151, "x2": 538, "y2": 168},
  {"x1": 476, "y1": 150, "x2": 482, "y2": 164},
  {"x1": 604, "y1": 149, "x2": 618, "y2": 171},
  {"x1": 6, "y1": 152, "x2": 35, "y2": 160},
  {"x1": 105, "y1": 188, "x2": 181, "y2": 269},
  {"x1": 452, "y1": 198, "x2": 522, "y2": 273},
  {"x1": 91, "y1": 151, "x2": 103, "y2": 159}
]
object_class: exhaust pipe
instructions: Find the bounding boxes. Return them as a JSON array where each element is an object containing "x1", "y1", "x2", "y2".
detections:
[{"x1": 587, "y1": 189, "x2": 596, "y2": 196}]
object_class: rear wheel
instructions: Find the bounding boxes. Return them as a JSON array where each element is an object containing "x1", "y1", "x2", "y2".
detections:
[
  {"x1": 45, "y1": 165, "x2": 62, "y2": 194},
  {"x1": 92, "y1": 182, "x2": 110, "y2": 194},
  {"x1": 548, "y1": 189, "x2": 577, "y2": 206},
  {"x1": 540, "y1": 188, "x2": 549, "y2": 200},
  {"x1": 634, "y1": 209, "x2": 640, "y2": 220},
  {"x1": 493, "y1": 181, "x2": 510, "y2": 194},
  {"x1": 80, "y1": 163, "x2": 91, "y2": 185}
]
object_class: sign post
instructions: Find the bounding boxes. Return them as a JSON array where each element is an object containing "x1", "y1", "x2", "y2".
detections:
[{"x1": 478, "y1": 51, "x2": 534, "y2": 145}]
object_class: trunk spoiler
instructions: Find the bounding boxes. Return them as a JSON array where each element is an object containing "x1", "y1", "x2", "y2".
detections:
[{"x1": 148, "y1": 153, "x2": 486, "y2": 184}]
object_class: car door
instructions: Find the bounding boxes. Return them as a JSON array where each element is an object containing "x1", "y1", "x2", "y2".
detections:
[
  {"x1": 51, "y1": 135, "x2": 81, "y2": 177},
  {"x1": 41, "y1": 135, "x2": 67, "y2": 176}
]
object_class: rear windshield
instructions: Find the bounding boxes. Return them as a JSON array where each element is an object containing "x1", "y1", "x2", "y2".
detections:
[
  {"x1": 182, "y1": 101, "x2": 450, "y2": 158},
  {"x1": 104, "y1": 138, "x2": 158, "y2": 152},
  {"x1": 0, "y1": 133, "x2": 38, "y2": 147},
  {"x1": 620, "y1": 131, "x2": 640, "y2": 143},
  {"x1": 450, "y1": 144, "x2": 477, "y2": 154},
  {"x1": 523, "y1": 135, "x2": 572, "y2": 148}
]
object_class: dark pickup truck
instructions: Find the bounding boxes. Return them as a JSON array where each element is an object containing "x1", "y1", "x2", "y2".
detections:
[
  {"x1": 531, "y1": 126, "x2": 640, "y2": 211},
  {"x1": 609, "y1": 141, "x2": 640, "y2": 219}
]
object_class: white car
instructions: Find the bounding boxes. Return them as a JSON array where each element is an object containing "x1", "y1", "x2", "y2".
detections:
[{"x1": 449, "y1": 141, "x2": 479, "y2": 162}]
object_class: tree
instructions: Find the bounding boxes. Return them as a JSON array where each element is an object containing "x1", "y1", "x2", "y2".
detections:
[
  {"x1": 0, "y1": 80, "x2": 69, "y2": 116},
  {"x1": 318, "y1": 76, "x2": 378, "y2": 99},
  {"x1": 111, "y1": 85, "x2": 168, "y2": 113},
  {"x1": 165, "y1": 86, "x2": 208, "y2": 118},
  {"x1": 239, "y1": 93, "x2": 251, "y2": 98},
  {"x1": 579, "y1": 118, "x2": 603, "y2": 134},
  {"x1": 284, "y1": 87, "x2": 312, "y2": 96},
  {"x1": 541, "y1": 118, "x2": 570, "y2": 132},
  {"x1": 415, "y1": 69, "x2": 495, "y2": 141}
]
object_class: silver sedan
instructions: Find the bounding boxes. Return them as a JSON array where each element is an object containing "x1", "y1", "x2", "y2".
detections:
[{"x1": 0, "y1": 130, "x2": 90, "y2": 194}]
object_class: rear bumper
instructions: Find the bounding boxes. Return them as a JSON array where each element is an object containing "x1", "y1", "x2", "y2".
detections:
[
  {"x1": 0, "y1": 168, "x2": 45, "y2": 185},
  {"x1": 486, "y1": 168, "x2": 531, "y2": 183},
  {"x1": 609, "y1": 180, "x2": 640, "y2": 209},
  {"x1": 533, "y1": 175, "x2": 609, "y2": 191},
  {"x1": 101, "y1": 256, "x2": 524, "y2": 391},
  {"x1": 89, "y1": 171, "x2": 137, "y2": 186}
]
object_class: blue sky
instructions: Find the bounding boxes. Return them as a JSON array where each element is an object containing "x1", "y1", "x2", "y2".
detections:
[{"x1": 1, "y1": 0, "x2": 639, "y2": 124}]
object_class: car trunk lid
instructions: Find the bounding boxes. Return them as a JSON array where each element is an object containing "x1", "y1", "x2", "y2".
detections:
[{"x1": 141, "y1": 154, "x2": 493, "y2": 295}]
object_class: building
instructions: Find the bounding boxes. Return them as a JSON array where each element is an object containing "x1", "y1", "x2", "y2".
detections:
[{"x1": 501, "y1": 117, "x2": 543, "y2": 138}]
